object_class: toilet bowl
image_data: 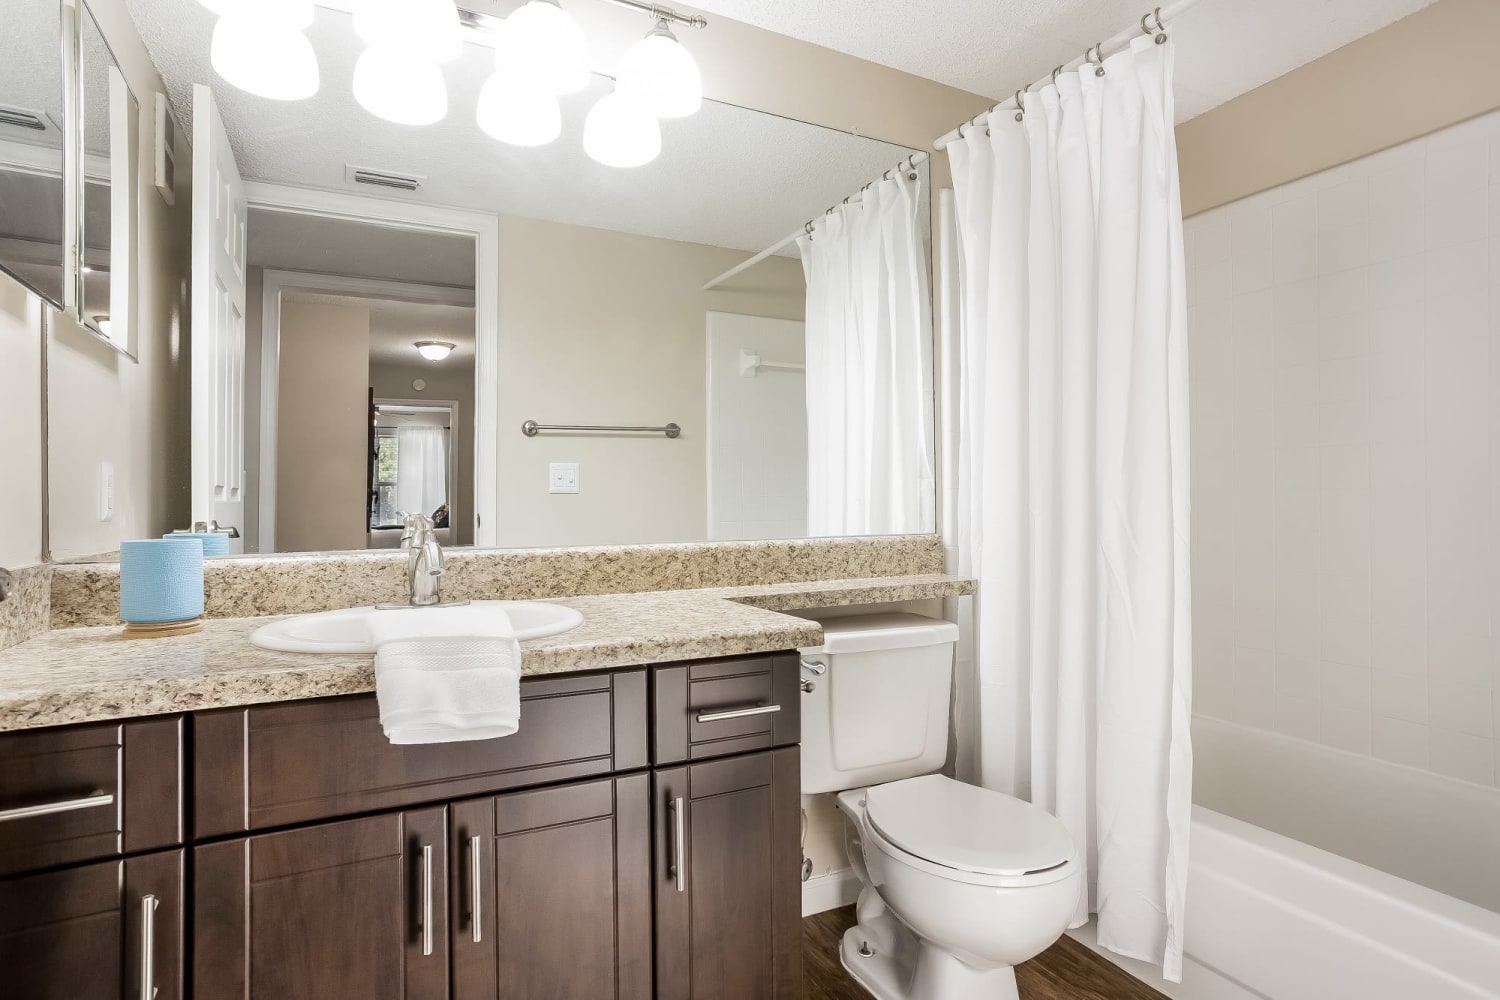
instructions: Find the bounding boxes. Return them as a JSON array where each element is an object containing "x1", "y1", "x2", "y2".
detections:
[
  {"x1": 835, "y1": 778, "x2": 1081, "y2": 1000},
  {"x1": 796, "y1": 614, "x2": 1081, "y2": 1000}
]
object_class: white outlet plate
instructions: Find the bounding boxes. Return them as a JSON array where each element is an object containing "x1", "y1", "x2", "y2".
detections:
[{"x1": 549, "y1": 462, "x2": 579, "y2": 494}]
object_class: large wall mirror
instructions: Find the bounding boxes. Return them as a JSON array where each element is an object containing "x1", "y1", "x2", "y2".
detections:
[{"x1": 45, "y1": 0, "x2": 939, "y2": 557}]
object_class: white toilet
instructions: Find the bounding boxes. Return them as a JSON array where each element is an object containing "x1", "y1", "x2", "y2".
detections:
[{"x1": 799, "y1": 613, "x2": 1081, "y2": 1000}]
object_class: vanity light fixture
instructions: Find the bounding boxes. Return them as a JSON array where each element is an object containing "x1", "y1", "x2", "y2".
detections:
[
  {"x1": 615, "y1": 19, "x2": 702, "y2": 119},
  {"x1": 583, "y1": 88, "x2": 661, "y2": 168},
  {"x1": 475, "y1": 20, "x2": 562, "y2": 146},
  {"x1": 503, "y1": 0, "x2": 591, "y2": 96},
  {"x1": 195, "y1": 0, "x2": 708, "y2": 167},
  {"x1": 414, "y1": 340, "x2": 456, "y2": 362},
  {"x1": 207, "y1": 0, "x2": 320, "y2": 101},
  {"x1": 352, "y1": 0, "x2": 461, "y2": 124}
]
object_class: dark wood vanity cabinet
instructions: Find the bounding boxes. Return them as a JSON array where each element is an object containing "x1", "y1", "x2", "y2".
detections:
[
  {"x1": 0, "y1": 848, "x2": 184, "y2": 1000},
  {"x1": 653, "y1": 748, "x2": 803, "y2": 1000},
  {"x1": 450, "y1": 774, "x2": 654, "y2": 1000},
  {"x1": 193, "y1": 807, "x2": 449, "y2": 1000},
  {"x1": 1, "y1": 655, "x2": 805, "y2": 1000}
]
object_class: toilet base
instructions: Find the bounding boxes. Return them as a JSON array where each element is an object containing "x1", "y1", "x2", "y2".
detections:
[{"x1": 839, "y1": 896, "x2": 1021, "y2": 1000}]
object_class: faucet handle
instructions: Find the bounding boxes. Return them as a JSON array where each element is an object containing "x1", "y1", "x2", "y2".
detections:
[{"x1": 399, "y1": 512, "x2": 436, "y2": 549}]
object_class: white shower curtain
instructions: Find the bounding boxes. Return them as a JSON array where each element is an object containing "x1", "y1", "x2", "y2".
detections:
[
  {"x1": 947, "y1": 35, "x2": 1192, "y2": 980},
  {"x1": 798, "y1": 170, "x2": 935, "y2": 536},
  {"x1": 396, "y1": 424, "x2": 448, "y2": 519}
]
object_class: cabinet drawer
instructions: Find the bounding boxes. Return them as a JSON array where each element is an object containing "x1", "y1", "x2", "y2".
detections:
[
  {"x1": 193, "y1": 669, "x2": 649, "y2": 837},
  {"x1": 0, "y1": 718, "x2": 183, "y2": 876},
  {"x1": 652, "y1": 654, "x2": 800, "y2": 765}
]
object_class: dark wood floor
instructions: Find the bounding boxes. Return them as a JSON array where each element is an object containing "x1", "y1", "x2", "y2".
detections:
[{"x1": 804, "y1": 906, "x2": 1170, "y2": 1000}]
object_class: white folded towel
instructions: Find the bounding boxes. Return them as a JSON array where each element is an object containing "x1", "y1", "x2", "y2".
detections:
[{"x1": 366, "y1": 606, "x2": 522, "y2": 745}]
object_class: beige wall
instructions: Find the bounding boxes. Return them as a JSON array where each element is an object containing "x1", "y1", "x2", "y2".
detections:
[
  {"x1": 1179, "y1": 0, "x2": 1500, "y2": 216},
  {"x1": 46, "y1": 0, "x2": 191, "y2": 559},
  {"x1": 0, "y1": 276, "x2": 43, "y2": 567},
  {"x1": 496, "y1": 215, "x2": 805, "y2": 548},
  {"x1": 275, "y1": 300, "x2": 370, "y2": 552},
  {"x1": 370, "y1": 361, "x2": 476, "y2": 546}
]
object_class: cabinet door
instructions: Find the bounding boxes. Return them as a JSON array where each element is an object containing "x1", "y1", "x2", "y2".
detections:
[
  {"x1": 451, "y1": 773, "x2": 652, "y2": 1000},
  {"x1": 0, "y1": 849, "x2": 184, "y2": 1000},
  {"x1": 194, "y1": 807, "x2": 447, "y2": 1000},
  {"x1": 654, "y1": 747, "x2": 802, "y2": 1000}
]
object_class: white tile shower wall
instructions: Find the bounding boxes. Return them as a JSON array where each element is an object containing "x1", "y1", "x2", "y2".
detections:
[{"x1": 1186, "y1": 108, "x2": 1500, "y2": 788}]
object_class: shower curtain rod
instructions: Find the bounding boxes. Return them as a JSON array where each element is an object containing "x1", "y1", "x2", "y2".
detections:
[
  {"x1": 701, "y1": 151, "x2": 929, "y2": 291},
  {"x1": 932, "y1": 0, "x2": 1203, "y2": 151}
]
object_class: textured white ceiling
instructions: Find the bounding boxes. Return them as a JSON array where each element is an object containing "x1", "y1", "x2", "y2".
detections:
[
  {"x1": 683, "y1": 0, "x2": 1436, "y2": 121},
  {"x1": 284, "y1": 290, "x2": 477, "y2": 366},
  {"x1": 127, "y1": 0, "x2": 923, "y2": 255}
]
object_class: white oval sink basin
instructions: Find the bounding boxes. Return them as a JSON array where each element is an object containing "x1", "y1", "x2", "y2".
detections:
[{"x1": 250, "y1": 600, "x2": 584, "y2": 654}]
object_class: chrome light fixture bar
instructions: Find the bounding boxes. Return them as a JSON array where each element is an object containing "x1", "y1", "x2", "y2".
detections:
[{"x1": 457, "y1": 0, "x2": 705, "y2": 33}]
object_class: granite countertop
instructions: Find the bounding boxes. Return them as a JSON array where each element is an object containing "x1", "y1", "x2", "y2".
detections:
[{"x1": 0, "y1": 574, "x2": 973, "y2": 732}]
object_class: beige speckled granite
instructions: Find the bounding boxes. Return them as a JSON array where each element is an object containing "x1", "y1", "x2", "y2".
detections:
[
  {"x1": 0, "y1": 564, "x2": 50, "y2": 652},
  {"x1": 51, "y1": 535, "x2": 946, "y2": 628},
  {"x1": 0, "y1": 574, "x2": 972, "y2": 732}
]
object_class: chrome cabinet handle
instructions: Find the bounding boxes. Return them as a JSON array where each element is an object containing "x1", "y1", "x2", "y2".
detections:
[
  {"x1": 668, "y1": 796, "x2": 686, "y2": 893},
  {"x1": 695, "y1": 703, "x2": 782, "y2": 724},
  {"x1": 421, "y1": 844, "x2": 434, "y2": 957},
  {"x1": 140, "y1": 893, "x2": 159, "y2": 1000},
  {"x1": 469, "y1": 835, "x2": 482, "y2": 945},
  {"x1": 0, "y1": 790, "x2": 114, "y2": 823}
]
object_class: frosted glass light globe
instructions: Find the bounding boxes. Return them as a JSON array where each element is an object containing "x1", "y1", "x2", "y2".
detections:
[
  {"x1": 504, "y1": 0, "x2": 590, "y2": 95},
  {"x1": 583, "y1": 91, "x2": 661, "y2": 169},
  {"x1": 476, "y1": 74, "x2": 561, "y2": 147},
  {"x1": 354, "y1": 0, "x2": 461, "y2": 65},
  {"x1": 210, "y1": 9, "x2": 319, "y2": 101},
  {"x1": 616, "y1": 21, "x2": 701, "y2": 119},
  {"x1": 354, "y1": 46, "x2": 448, "y2": 126}
]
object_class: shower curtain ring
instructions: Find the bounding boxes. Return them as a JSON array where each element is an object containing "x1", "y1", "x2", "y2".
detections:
[
  {"x1": 1147, "y1": 6, "x2": 1166, "y2": 43},
  {"x1": 1014, "y1": 88, "x2": 1026, "y2": 121},
  {"x1": 1088, "y1": 42, "x2": 1105, "y2": 75},
  {"x1": 1052, "y1": 65, "x2": 1063, "y2": 87}
]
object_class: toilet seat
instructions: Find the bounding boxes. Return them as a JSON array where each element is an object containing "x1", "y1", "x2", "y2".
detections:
[{"x1": 863, "y1": 775, "x2": 1077, "y2": 888}]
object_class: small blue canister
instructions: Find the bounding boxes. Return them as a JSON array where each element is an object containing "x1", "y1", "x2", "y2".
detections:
[{"x1": 120, "y1": 537, "x2": 205, "y2": 625}]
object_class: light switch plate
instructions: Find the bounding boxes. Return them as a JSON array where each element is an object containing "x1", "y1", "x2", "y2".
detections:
[{"x1": 549, "y1": 462, "x2": 579, "y2": 494}]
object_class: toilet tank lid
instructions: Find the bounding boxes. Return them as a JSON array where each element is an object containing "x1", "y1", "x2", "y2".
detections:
[{"x1": 796, "y1": 613, "x2": 959, "y2": 656}]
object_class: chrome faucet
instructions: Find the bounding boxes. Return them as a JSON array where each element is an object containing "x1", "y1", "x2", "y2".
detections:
[
  {"x1": 401, "y1": 513, "x2": 446, "y2": 606},
  {"x1": 374, "y1": 513, "x2": 469, "y2": 611}
]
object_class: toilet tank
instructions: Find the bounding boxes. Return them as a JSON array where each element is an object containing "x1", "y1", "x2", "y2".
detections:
[{"x1": 797, "y1": 613, "x2": 960, "y2": 794}]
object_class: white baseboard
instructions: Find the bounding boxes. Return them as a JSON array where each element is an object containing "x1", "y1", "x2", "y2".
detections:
[{"x1": 802, "y1": 869, "x2": 861, "y2": 916}]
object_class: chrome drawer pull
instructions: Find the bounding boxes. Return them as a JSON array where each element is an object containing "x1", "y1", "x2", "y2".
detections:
[
  {"x1": 695, "y1": 703, "x2": 782, "y2": 724},
  {"x1": 140, "y1": 893, "x2": 159, "y2": 1000},
  {"x1": 469, "y1": 835, "x2": 483, "y2": 945},
  {"x1": 421, "y1": 844, "x2": 434, "y2": 957},
  {"x1": 0, "y1": 790, "x2": 114, "y2": 823}
]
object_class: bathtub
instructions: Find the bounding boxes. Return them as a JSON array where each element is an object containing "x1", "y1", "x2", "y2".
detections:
[{"x1": 1074, "y1": 717, "x2": 1500, "y2": 999}]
